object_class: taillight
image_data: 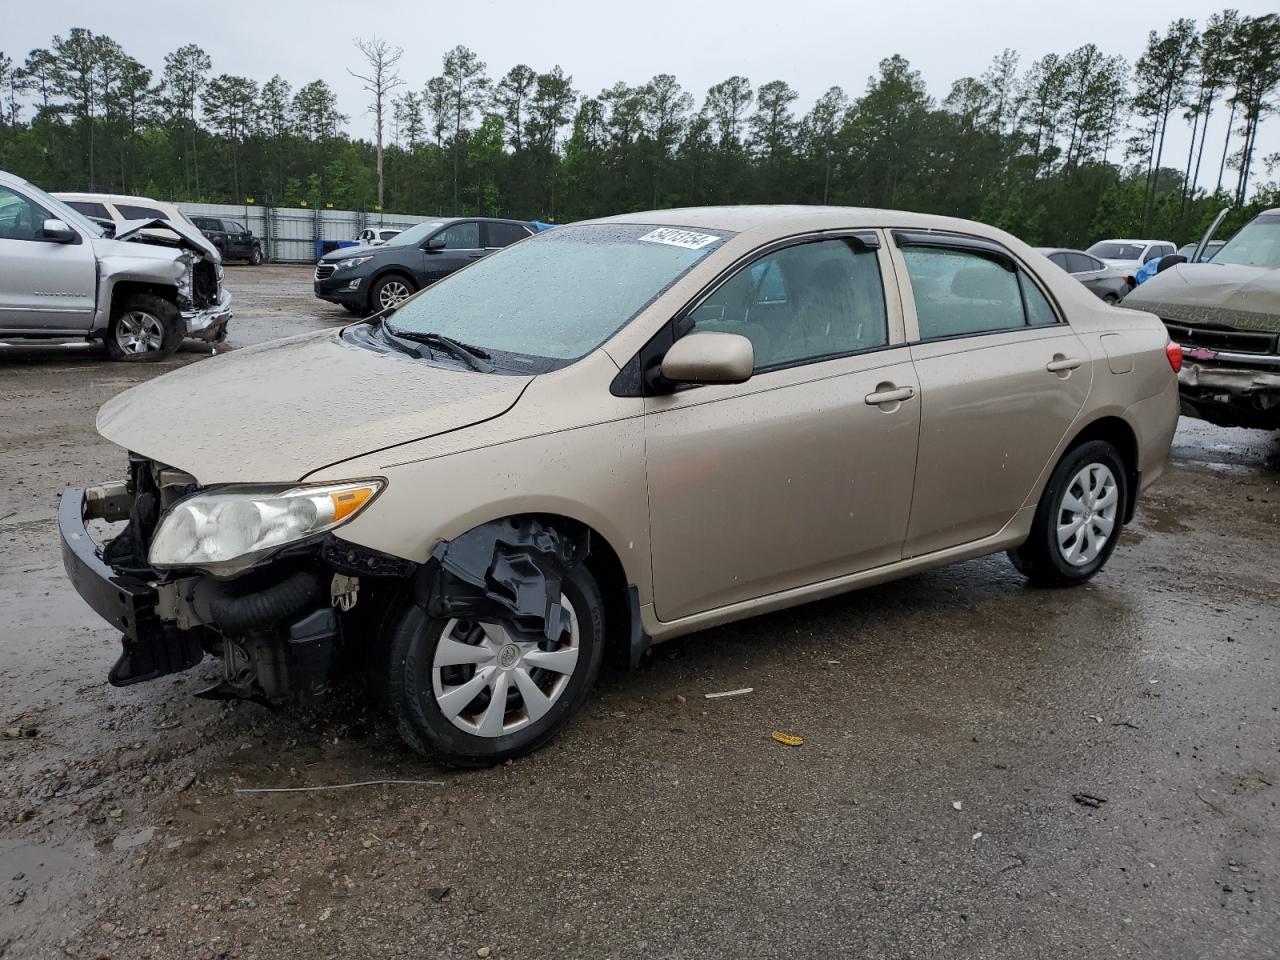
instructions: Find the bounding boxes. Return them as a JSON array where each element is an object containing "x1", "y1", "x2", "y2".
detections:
[{"x1": 1165, "y1": 340, "x2": 1182, "y2": 373}]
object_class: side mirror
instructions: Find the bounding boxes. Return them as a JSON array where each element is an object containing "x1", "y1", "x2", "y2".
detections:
[
  {"x1": 41, "y1": 218, "x2": 79, "y2": 244},
  {"x1": 425, "y1": 236, "x2": 446, "y2": 252},
  {"x1": 1156, "y1": 254, "x2": 1186, "y2": 274},
  {"x1": 659, "y1": 331, "x2": 754, "y2": 386}
]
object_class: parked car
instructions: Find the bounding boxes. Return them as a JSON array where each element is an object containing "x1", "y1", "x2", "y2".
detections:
[
  {"x1": 314, "y1": 216, "x2": 534, "y2": 314},
  {"x1": 1176, "y1": 240, "x2": 1226, "y2": 262},
  {"x1": 55, "y1": 191, "x2": 200, "y2": 243},
  {"x1": 61, "y1": 206, "x2": 1179, "y2": 766},
  {"x1": 187, "y1": 215, "x2": 264, "y2": 265},
  {"x1": 1035, "y1": 248, "x2": 1133, "y2": 302},
  {"x1": 1086, "y1": 239, "x2": 1177, "y2": 275},
  {"x1": 357, "y1": 227, "x2": 402, "y2": 245},
  {"x1": 1124, "y1": 207, "x2": 1280, "y2": 430},
  {"x1": 2, "y1": 170, "x2": 231, "y2": 359}
]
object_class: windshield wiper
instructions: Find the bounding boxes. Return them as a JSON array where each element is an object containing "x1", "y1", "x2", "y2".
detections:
[{"x1": 381, "y1": 321, "x2": 494, "y2": 372}]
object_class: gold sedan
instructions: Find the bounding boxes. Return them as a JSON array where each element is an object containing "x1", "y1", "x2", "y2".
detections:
[{"x1": 62, "y1": 206, "x2": 1181, "y2": 766}]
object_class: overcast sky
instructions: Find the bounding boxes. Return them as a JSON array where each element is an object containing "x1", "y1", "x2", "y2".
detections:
[{"x1": 9, "y1": 0, "x2": 1279, "y2": 196}]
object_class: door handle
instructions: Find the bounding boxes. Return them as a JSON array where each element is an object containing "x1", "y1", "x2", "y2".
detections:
[
  {"x1": 864, "y1": 385, "x2": 915, "y2": 406},
  {"x1": 1046, "y1": 356, "x2": 1083, "y2": 372}
]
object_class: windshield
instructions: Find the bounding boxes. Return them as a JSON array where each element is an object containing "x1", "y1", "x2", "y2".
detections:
[
  {"x1": 19, "y1": 180, "x2": 104, "y2": 238},
  {"x1": 1213, "y1": 213, "x2": 1280, "y2": 269},
  {"x1": 1087, "y1": 242, "x2": 1144, "y2": 260},
  {"x1": 386, "y1": 222, "x2": 730, "y2": 366},
  {"x1": 385, "y1": 220, "x2": 445, "y2": 247}
]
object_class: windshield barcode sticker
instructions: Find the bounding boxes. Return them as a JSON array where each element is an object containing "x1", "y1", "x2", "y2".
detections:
[{"x1": 637, "y1": 228, "x2": 720, "y2": 250}]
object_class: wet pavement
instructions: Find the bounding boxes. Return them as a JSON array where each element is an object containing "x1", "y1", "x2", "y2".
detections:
[{"x1": 1, "y1": 265, "x2": 1278, "y2": 959}]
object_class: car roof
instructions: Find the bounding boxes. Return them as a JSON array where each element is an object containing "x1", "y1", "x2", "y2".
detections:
[
  {"x1": 1093, "y1": 238, "x2": 1172, "y2": 246},
  {"x1": 1034, "y1": 247, "x2": 1092, "y2": 256},
  {"x1": 53, "y1": 191, "x2": 171, "y2": 206},
  {"x1": 584, "y1": 205, "x2": 1028, "y2": 244}
]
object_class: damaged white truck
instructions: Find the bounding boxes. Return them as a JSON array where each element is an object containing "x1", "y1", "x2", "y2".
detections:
[
  {"x1": 1125, "y1": 207, "x2": 1280, "y2": 430},
  {"x1": 0, "y1": 170, "x2": 231, "y2": 360}
]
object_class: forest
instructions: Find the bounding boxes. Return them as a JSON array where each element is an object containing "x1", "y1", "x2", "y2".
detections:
[{"x1": 0, "y1": 10, "x2": 1278, "y2": 247}]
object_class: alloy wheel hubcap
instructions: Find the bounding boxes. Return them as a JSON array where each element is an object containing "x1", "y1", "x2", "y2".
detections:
[
  {"x1": 1057, "y1": 463, "x2": 1118, "y2": 566},
  {"x1": 431, "y1": 596, "x2": 580, "y2": 738},
  {"x1": 115, "y1": 311, "x2": 164, "y2": 354},
  {"x1": 379, "y1": 281, "x2": 409, "y2": 309}
]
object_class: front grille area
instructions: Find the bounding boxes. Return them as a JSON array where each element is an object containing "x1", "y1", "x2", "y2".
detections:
[
  {"x1": 314, "y1": 264, "x2": 336, "y2": 281},
  {"x1": 1163, "y1": 321, "x2": 1278, "y2": 355},
  {"x1": 193, "y1": 260, "x2": 218, "y2": 308}
]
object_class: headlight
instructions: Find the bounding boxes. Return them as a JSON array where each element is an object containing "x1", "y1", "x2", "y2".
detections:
[
  {"x1": 335, "y1": 255, "x2": 374, "y2": 271},
  {"x1": 148, "y1": 480, "x2": 384, "y2": 575}
]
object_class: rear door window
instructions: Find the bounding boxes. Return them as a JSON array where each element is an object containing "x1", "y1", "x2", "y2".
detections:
[
  {"x1": 485, "y1": 222, "x2": 531, "y2": 248},
  {"x1": 115, "y1": 203, "x2": 168, "y2": 220},
  {"x1": 902, "y1": 247, "x2": 1026, "y2": 339},
  {"x1": 65, "y1": 199, "x2": 111, "y2": 219},
  {"x1": 1066, "y1": 252, "x2": 1096, "y2": 273}
]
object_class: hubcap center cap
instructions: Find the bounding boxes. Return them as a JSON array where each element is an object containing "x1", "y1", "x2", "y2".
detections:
[{"x1": 497, "y1": 643, "x2": 521, "y2": 669}]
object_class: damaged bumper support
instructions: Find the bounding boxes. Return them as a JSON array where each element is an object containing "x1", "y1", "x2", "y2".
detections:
[
  {"x1": 58, "y1": 484, "x2": 362, "y2": 700},
  {"x1": 183, "y1": 288, "x2": 233, "y2": 342},
  {"x1": 1177, "y1": 351, "x2": 1280, "y2": 429}
]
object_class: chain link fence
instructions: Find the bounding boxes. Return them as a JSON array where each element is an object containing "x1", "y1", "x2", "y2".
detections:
[{"x1": 175, "y1": 202, "x2": 436, "y2": 263}]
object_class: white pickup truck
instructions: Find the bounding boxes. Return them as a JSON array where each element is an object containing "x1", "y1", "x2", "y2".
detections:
[{"x1": 0, "y1": 169, "x2": 232, "y2": 361}]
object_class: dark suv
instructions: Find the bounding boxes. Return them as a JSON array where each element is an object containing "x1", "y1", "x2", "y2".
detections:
[
  {"x1": 313, "y1": 217, "x2": 534, "y2": 314},
  {"x1": 189, "y1": 216, "x2": 264, "y2": 265}
]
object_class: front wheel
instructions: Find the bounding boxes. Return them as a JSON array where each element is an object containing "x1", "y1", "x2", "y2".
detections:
[
  {"x1": 369, "y1": 274, "x2": 414, "y2": 313},
  {"x1": 387, "y1": 564, "x2": 605, "y2": 767},
  {"x1": 249, "y1": 245, "x2": 264, "y2": 266},
  {"x1": 1008, "y1": 439, "x2": 1128, "y2": 586},
  {"x1": 104, "y1": 294, "x2": 182, "y2": 361}
]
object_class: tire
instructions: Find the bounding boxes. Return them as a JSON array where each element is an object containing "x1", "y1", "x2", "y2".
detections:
[
  {"x1": 249, "y1": 244, "x2": 264, "y2": 266},
  {"x1": 1103, "y1": 292, "x2": 1120, "y2": 304},
  {"x1": 368, "y1": 273, "x2": 415, "y2": 313},
  {"x1": 104, "y1": 293, "x2": 183, "y2": 362},
  {"x1": 1008, "y1": 439, "x2": 1128, "y2": 586},
  {"x1": 387, "y1": 563, "x2": 605, "y2": 767}
]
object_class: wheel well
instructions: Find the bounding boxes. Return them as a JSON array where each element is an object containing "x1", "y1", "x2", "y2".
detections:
[
  {"x1": 539, "y1": 515, "x2": 632, "y2": 670},
  {"x1": 1065, "y1": 416, "x2": 1140, "y2": 522},
  {"x1": 453, "y1": 513, "x2": 634, "y2": 669},
  {"x1": 108, "y1": 281, "x2": 179, "y2": 315},
  {"x1": 372, "y1": 268, "x2": 416, "y2": 290}
]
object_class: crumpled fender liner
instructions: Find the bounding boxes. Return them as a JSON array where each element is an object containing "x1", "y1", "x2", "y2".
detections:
[{"x1": 418, "y1": 518, "x2": 590, "y2": 642}]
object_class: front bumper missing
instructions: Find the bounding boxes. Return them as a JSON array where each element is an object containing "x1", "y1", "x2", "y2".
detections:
[
  {"x1": 183, "y1": 289, "x2": 233, "y2": 342},
  {"x1": 1176, "y1": 354, "x2": 1280, "y2": 429},
  {"x1": 58, "y1": 487, "x2": 205, "y2": 685}
]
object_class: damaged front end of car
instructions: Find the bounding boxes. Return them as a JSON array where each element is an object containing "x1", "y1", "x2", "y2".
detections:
[
  {"x1": 59, "y1": 459, "x2": 606, "y2": 706},
  {"x1": 1154, "y1": 302, "x2": 1280, "y2": 430},
  {"x1": 60, "y1": 457, "x2": 400, "y2": 703}
]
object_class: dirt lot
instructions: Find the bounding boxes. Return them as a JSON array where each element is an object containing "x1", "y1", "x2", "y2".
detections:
[{"x1": 1, "y1": 264, "x2": 1278, "y2": 959}]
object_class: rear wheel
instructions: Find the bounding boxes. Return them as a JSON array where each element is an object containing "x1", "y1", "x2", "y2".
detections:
[
  {"x1": 1008, "y1": 440, "x2": 1128, "y2": 586},
  {"x1": 387, "y1": 564, "x2": 604, "y2": 767},
  {"x1": 104, "y1": 294, "x2": 182, "y2": 362}
]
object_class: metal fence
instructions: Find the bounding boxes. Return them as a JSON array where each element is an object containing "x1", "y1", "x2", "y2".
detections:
[{"x1": 175, "y1": 202, "x2": 435, "y2": 264}]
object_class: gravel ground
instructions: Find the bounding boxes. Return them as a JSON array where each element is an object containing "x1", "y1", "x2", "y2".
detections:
[{"x1": 1, "y1": 264, "x2": 1278, "y2": 959}]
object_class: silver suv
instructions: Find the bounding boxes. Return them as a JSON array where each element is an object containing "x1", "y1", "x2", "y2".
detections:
[{"x1": 0, "y1": 170, "x2": 232, "y2": 360}]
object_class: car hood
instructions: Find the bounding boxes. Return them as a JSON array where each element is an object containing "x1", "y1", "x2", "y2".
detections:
[
  {"x1": 96, "y1": 329, "x2": 533, "y2": 484},
  {"x1": 113, "y1": 217, "x2": 222, "y2": 261},
  {"x1": 1123, "y1": 262, "x2": 1280, "y2": 333},
  {"x1": 320, "y1": 243, "x2": 385, "y2": 262}
]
